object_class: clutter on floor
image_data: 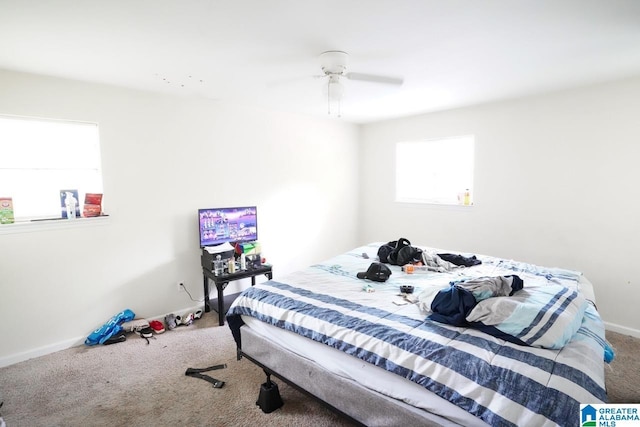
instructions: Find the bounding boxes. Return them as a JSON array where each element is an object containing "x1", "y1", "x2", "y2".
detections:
[
  {"x1": 184, "y1": 363, "x2": 227, "y2": 388},
  {"x1": 84, "y1": 309, "x2": 205, "y2": 346}
]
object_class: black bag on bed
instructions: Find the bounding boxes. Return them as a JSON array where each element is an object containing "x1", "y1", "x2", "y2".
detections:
[
  {"x1": 395, "y1": 245, "x2": 424, "y2": 266},
  {"x1": 378, "y1": 238, "x2": 419, "y2": 265}
]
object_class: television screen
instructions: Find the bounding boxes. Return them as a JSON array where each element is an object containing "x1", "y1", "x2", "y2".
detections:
[{"x1": 198, "y1": 206, "x2": 258, "y2": 247}]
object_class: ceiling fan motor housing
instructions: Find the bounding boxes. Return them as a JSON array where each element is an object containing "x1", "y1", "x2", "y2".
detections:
[{"x1": 320, "y1": 50, "x2": 348, "y2": 75}]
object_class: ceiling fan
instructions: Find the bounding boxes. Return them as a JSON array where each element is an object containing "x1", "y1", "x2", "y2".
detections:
[{"x1": 316, "y1": 51, "x2": 404, "y2": 116}]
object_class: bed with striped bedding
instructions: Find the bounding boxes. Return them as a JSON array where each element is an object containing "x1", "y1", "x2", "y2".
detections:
[{"x1": 227, "y1": 244, "x2": 607, "y2": 426}]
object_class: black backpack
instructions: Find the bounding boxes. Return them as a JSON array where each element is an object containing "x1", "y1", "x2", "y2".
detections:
[
  {"x1": 378, "y1": 238, "x2": 421, "y2": 265},
  {"x1": 396, "y1": 245, "x2": 424, "y2": 266}
]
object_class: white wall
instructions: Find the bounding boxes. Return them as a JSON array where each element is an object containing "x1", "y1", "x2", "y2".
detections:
[
  {"x1": 3, "y1": 69, "x2": 638, "y2": 366},
  {"x1": 360, "y1": 76, "x2": 640, "y2": 335},
  {"x1": 0, "y1": 69, "x2": 360, "y2": 366}
]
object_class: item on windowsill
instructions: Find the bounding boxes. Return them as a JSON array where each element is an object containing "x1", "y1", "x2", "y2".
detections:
[
  {"x1": 83, "y1": 193, "x2": 103, "y2": 217},
  {"x1": 60, "y1": 189, "x2": 80, "y2": 219},
  {"x1": 0, "y1": 197, "x2": 14, "y2": 224}
]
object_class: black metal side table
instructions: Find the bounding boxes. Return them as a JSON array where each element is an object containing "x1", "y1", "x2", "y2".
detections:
[{"x1": 202, "y1": 265, "x2": 273, "y2": 326}]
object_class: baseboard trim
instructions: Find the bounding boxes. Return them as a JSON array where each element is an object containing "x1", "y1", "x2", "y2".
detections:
[
  {"x1": 0, "y1": 335, "x2": 85, "y2": 368},
  {"x1": 604, "y1": 321, "x2": 640, "y2": 339},
  {"x1": 0, "y1": 304, "x2": 205, "y2": 368}
]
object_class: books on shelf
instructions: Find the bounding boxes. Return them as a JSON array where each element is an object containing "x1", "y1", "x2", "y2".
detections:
[
  {"x1": 83, "y1": 193, "x2": 103, "y2": 217},
  {"x1": 0, "y1": 197, "x2": 14, "y2": 224}
]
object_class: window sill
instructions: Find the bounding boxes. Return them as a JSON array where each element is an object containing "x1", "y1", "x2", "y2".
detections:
[
  {"x1": 396, "y1": 199, "x2": 474, "y2": 209},
  {"x1": 0, "y1": 215, "x2": 110, "y2": 235}
]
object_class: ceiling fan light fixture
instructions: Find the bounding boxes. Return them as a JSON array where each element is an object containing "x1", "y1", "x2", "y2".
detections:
[
  {"x1": 327, "y1": 77, "x2": 344, "y2": 101},
  {"x1": 322, "y1": 76, "x2": 344, "y2": 117},
  {"x1": 317, "y1": 50, "x2": 403, "y2": 117}
]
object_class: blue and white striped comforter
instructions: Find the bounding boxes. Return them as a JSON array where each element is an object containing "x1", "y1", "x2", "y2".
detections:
[{"x1": 227, "y1": 244, "x2": 607, "y2": 427}]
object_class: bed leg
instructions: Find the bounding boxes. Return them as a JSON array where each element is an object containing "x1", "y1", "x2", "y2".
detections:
[{"x1": 256, "y1": 371, "x2": 284, "y2": 413}]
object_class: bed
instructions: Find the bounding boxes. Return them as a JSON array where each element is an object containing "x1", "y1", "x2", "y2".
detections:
[{"x1": 226, "y1": 243, "x2": 608, "y2": 426}]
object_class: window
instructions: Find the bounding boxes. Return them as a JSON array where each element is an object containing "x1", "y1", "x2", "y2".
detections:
[
  {"x1": 396, "y1": 135, "x2": 474, "y2": 205},
  {"x1": 0, "y1": 115, "x2": 103, "y2": 221}
]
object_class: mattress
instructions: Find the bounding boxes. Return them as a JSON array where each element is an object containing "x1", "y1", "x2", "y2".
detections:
[
  {"x1": 227, "y1": 243, "x2": 607, "y2": 426},
  {"x1": 241, "y1": 316, "x2": 489, "y2": 426}
]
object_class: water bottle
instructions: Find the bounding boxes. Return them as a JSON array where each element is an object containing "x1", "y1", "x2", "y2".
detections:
[
  {"x1": 463, "y1": 189, "x2": 471, "y2": 206},
  {"x1": 214, "y1": 255, "x2": 223, "y2": 276}
]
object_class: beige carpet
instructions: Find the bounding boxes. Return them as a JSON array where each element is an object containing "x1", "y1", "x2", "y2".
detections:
[
  {"x1": 605, "y1": 330, "x2": 640, "y2": 404},
  {"x1": 0, "y1": 314, "x2": 637, "y2": 426},
  {"x1": 0, "y1": 314, "x2": 353, "y2": 427}
]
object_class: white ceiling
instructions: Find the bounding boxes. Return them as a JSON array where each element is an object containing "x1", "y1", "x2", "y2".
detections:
[{"x1": 1, "y1": 0, "x2": 640, "y2": 123}]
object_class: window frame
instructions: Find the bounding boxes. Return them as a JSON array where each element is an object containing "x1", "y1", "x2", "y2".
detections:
[
  {"x1": 0, "y1": 114, "x2": 105, "y2": 224},
  {"x1": 395, "y1": 135, "x2": 475, "y2": 206}
]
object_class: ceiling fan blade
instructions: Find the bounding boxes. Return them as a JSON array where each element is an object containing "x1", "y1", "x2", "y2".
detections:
[
  {"x1": 266, "y1": 74, "x2": 314, "y2": 88},
  {"x1": 345, "y1": 72, "x2": 403, "y2": 86}
]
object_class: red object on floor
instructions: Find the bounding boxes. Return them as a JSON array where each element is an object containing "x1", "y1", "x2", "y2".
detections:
[{"x1": 149, "y1": 320, "x2": 165, "y2": 334}]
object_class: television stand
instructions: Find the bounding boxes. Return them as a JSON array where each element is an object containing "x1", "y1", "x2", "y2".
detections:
[{"x1": 202, "y1": 265, "x2": 273, "y2": 326}]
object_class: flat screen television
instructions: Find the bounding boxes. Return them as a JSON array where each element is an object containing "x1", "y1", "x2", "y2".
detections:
[{"x1": 198, "y1": 206, "x2": 258, "y2": 247}]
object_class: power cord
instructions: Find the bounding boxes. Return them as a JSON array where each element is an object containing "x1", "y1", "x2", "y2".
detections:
[{"x1": 180, "y1": 283, "x2": 204, "y2": 303}]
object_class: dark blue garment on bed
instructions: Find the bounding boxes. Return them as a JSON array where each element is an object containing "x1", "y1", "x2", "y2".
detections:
[
  {"x1": 429, "y1": 275, "x2": 524, "y2": 327},
  {"x1": 428, "y1": 286, "x2": 477, "y2": 326},
  {"x1": 437, "y1": 253, "x2": 482, "y2": 267}
]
